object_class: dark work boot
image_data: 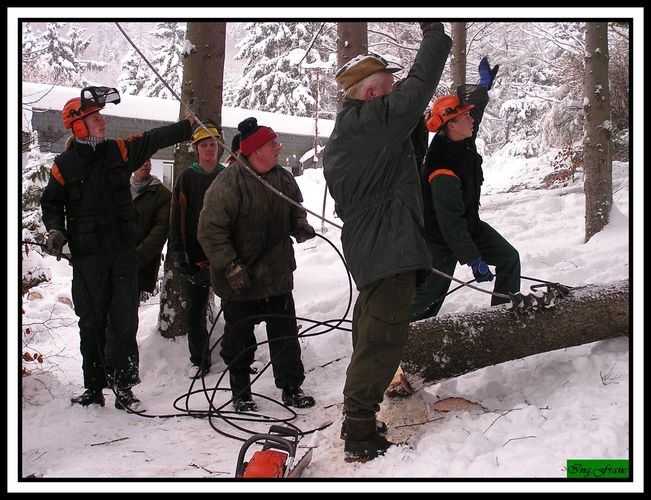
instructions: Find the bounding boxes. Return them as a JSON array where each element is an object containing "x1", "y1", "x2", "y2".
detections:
[
  {"x1": 114, "y1": 388, "x2": 141, "y2": 411},
  {"x1": 340, "y1": 418, "x2": 388, "y2": 440},
  {"x1": 343, "y1": 409, "x2": 394, "y2": 463},
  {"x1": 282, "y1": 386, "x2": 315, "y2": 408},
  {"x1": 71, "y1": 389, "x2": 105, "y2": 407},
  {"x1": 189, "y1": 364, "x2": 210, "y2": 380},
  {"x1": 230, "y1": 371, "x2": 257, "y2": 412},
  {"x1": 232, "y1": 396, "x2": 258, "y2": 413}
]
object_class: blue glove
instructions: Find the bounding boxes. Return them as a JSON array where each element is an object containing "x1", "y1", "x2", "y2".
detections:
[
  {"x1": 478, "y1": 57, "x2": 500, "y2": 90},
  {"x1": 469, "y1": 257, "x2": 494, "y2": 283}
]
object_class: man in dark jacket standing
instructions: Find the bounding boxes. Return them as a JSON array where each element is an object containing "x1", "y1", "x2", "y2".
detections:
[
  {"x1": 411, "y1": 58, "x2": 520, "y2": 321},
  {"x1": 322, "y1": 23, "x2": 452, "y2": 462},
  {"x1": 197, "y1": 117, "x2": 316, "y2": 413},
  {"x1": 40, "y1": 86, "x2": 193, "y2": 410},
  {"x1": 169, "y1": 120, "x2": 225, "y2": 378},
  {"x1": 131, "y1": 158, "x2": 171, "y2": 297}
]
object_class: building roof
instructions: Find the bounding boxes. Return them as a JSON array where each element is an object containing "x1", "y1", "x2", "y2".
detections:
[{"x1": 22, "y1": 82, "x2": 334, "y2": 137}]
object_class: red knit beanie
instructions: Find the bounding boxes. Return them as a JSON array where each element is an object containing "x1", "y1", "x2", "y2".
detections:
[{"x1": 238, "y1": 117, "x2": 277, "y2": 156}]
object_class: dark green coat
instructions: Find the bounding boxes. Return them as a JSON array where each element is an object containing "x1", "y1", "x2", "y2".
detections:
[
  {"x1": 132, "y1": 178, "x2": 171, "y2": 293},
  {"x1": 322, "y1": 28, "x2": 452, "y2": 289},
  {"x1": 197, "y1": 162, "x2": 307, "y2": 301}
]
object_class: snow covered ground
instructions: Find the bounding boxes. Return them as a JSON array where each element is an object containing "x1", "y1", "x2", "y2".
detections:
[{"x1": 14, "y1": 150, "x2": 638, "y2": 493}]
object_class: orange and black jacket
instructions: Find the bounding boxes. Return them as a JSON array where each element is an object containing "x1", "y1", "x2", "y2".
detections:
[
  {"x1": 41, "y1": 120, "x2": 191, "y2": 257},
  {"x1": 420, "y1": 86, "x2": 489, "y2": 264}
]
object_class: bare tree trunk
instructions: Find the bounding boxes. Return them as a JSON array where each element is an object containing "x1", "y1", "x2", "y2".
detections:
[
  {"x1": 402, "y1": 280, "x2": 629, "y2": 384},
  {"x1": 158, "y1": 22, "x2": 226, "y2": 338},
  {"x1": 583, "y1": 21, "x2": 613, "y2": 243},
  {"x1": 451, "y1": 22, "x2": 467, "y2": 90},
  {"x1": 336, "y1": 22, "x2": 367, "y2": 109}
]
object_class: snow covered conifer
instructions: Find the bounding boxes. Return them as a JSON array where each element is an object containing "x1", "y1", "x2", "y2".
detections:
[
  {"x1": 234, "y1": 22, "x2": 337, "y2": 118},
  {"x1": 144, "y1": 22, "x2": 186, "y2": 99}
]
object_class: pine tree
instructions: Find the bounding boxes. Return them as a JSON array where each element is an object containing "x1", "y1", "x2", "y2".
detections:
[
  {"x1": 66, "y1": 25, "x2": 107, "y2": 86},
  {"x1": 22, "y1": 133, "x2": 52, "y2": 240},
  {"x1": 119, "y1": 47, "x2": 149, "y2": 96},
  {"x1": 22, "y1": 131, "x2": 56, "y2": 292},
  {"x1": 22, "y1": 22, "x2": 55, "y2": 84},
  {"x1": 144, "y1": 22, "x2": 186, "y2": 99},
  {"x1": 234, "y1": 22, "x2": 337, "y2": 117},
  {"x1": 22, "y1": 23, "x2": 45, "y2": 82},
  {"x1": 23, "y1": 22, "x2": 106, "y2": 87}
]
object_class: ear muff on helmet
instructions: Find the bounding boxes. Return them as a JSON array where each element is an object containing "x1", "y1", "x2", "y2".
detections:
[
  {"x1": 71, "y1": 119, "x2": 89, "y2": 139},
  {"x1": 62, "y1": 97, "x2": 103, "y2": 139},
  {"x1": 425, "y1": 111, "x2": 445, "y2": 133},
  {"x1": 62, "y1": 98, "x2": 83, "y2": 130}
]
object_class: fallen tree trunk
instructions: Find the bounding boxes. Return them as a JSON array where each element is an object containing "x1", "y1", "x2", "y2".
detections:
[{"x1": 402, "y1": 280, "x2": 629, "y2": 384}]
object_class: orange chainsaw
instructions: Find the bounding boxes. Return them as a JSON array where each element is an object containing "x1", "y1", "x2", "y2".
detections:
[{"x1": 235, "y1": 425, "x2": 313, "y2": 478}]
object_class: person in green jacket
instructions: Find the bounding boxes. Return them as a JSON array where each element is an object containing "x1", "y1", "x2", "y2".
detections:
[
  {"x1": 322, "y1": 22, "x2": 452, "y2": 462},
  {"x1": 197, "y1": 117, "x2": 316, "y2": 413},
  {"x1": 169, "y1": 120, "x2": 225, "y2": 379},
  {"x1": 411, "y1": 57, "x2": 521, "y2": 321},
  {"x1": 41, "y1": 86, "x2": 193, "y2": 410},
  {"x1": 130, "y1": 158, "x2": 171, "y2": 298}
]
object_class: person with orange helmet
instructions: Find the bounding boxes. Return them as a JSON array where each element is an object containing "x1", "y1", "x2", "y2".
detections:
[
  {"x1": 411, "y1": 58, "x2": 521, "y2": 321},
  {"x1": 40, "y1": 86, "x2": 194, "y2": 410}
]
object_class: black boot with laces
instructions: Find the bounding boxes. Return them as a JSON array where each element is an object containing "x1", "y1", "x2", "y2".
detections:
[
  {"x1": 343, "y1": 409, "x2": 395, "y2": 462},
  {"x1": 340, "y1": 418, "x2": 388, "y2": 440},
  {"x1": 114, "y1": 388, "x2": 140, "y2": 411},
  {"x1": 232, "y1": 396, "x2": 258, "y2": 412},
  {"x1": 71, "y1": 389, "x2": 105, "y2": 407},
  {"x1": 230, "y1": 371, "x2": 257, "y2": 412},
  {"x1": 281, "y1": 386, "x2": 315, "y2": 408}
]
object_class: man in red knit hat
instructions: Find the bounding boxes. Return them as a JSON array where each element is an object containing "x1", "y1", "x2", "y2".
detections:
[{"x1": 197, "y1": 117, "x2": 316, "y2": 413}]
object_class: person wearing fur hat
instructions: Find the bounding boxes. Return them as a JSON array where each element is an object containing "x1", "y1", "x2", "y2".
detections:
[
  {"x1": 411, "y1": 58, "x2": 520, "y2": 321},
  {"x1": 40, "y1": 86, "x2": 193, "y2": 410},
  {"x1": 169, "y1": 120, "x2": 225, "y2": 379},
  {"x1": 322, "y1": 23, "x2": 452, "y2": 462},
  {"x1": 197, "y1": 117, "x2": 316, "y2": 413}
]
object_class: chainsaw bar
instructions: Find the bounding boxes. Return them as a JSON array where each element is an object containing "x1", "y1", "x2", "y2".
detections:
[{"x1": 286, "y1": 448, "x2": 313, "y2": 478}]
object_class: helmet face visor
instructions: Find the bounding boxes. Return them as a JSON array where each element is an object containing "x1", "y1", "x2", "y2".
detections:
[{"x1": 81, "y1": 86, "x2": 120, "y2": 110}]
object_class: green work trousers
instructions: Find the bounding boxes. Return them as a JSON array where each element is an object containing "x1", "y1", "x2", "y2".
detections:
[
  {"x1": 343, "y1": 271, "x2": 417, "y2": 413},
  {"x1": 411, "y1": 221, "x2": 521, "y2": 321}
]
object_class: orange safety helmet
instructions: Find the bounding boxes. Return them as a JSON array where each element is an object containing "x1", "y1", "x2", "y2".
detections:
[
  {"x1": 61, "y1": 87, "x2": 120, "y2": 139},
  {"x1": 425, "y1": 95, "x2": 475, "y2": 133},
  {"x1": 62, "y1": 97, "x2": 103, "y2": 139}
]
